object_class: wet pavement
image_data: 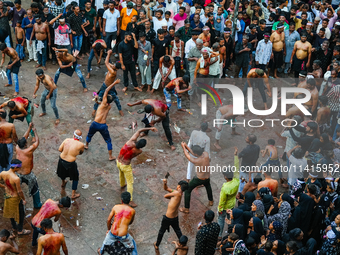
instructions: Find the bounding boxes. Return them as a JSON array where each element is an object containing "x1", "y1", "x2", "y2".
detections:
[{"x1": 0, "y1": 55, "x2": 293, "y2": 254}]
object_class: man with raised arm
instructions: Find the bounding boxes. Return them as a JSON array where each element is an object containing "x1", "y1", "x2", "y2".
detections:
[
  {"x1": 0, "y1": 159, "x2": 31, "y2": 235},
  {"x1": 92, "y1": 50, "x2": 122, "y2": 117},
  {"x1": 52, "y1": 47, "x2": 87, "y2": 92},
  {"x1": 57, "y1": 130, "x2": 85, "y2": 199},
  {"x1": 0, "y1": 43, "x2": 21, "y2": 96},
  {"x1": 179, "y1": 142, "x2": 213, "y2": 214},
  {"x1": 127, "y1": 99, "x2": 175, "y2": 150},
  {"x1": 31, "y1": 197, "x2": 71, "y2": 246},
  {"x1": 0, "y1": 97, "x2": 35, "y2": 140},
  {"x1": 154, "y1": 179, "x2": 188, "y2": 255},
  {"x1": 117, "y1": 127, "x2": 158, "y2": 208},
  {"x1": 0, "y1": 109, "x2": 18, "y2": 172},
  {"x1": 85, "y1": 80, "x2": 120, "y2": 160},
  {"x1": 33, "y1": 69, "x2": 60, "y2": 125},
  {"x1": 16, "y1": 123, "x2": 42, "y2": 209},
  {"x1": 86, "y1": 39, "x2": 107, "y2": 79},
  {"x1": 98, "y1": 192, "x2": 137, "y2": 255},
  {"x1": 36, "y1": 219, "x2": 68, "y2": 255}
]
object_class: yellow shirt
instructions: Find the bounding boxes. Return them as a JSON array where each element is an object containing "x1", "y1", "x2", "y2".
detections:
[{"x1": 120, "y1": 8, "x2": 137, "y2": 31}]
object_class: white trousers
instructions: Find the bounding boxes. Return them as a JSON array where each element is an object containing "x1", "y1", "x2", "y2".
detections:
[
  {"x1": 152, "y1": 65, "x2": 176, "y2": 90},
  {"x1": 26, "y1": 39, "x2": 37, "y2": 61}
]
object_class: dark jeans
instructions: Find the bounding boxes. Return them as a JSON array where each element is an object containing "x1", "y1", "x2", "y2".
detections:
[
  {"x1": 331, "y1": 111, "x2": 338, "y2": 134},
  {"x1": 31, "y1": 223, "x2": 46, "y2": 246},
  {"x1": 10, "y1": 200, "x2": 24, "y2": 232},
  {"x1": 123, "y1": 62, "x2": 138, "y2": 88},
  {"x1": 235, "y1": 65, "x2": 247, "y2": 78},
  {"x1": 86, "y1": 121, "x2": 113, "y2": 151},
  {"x1": 256, "y1": 64, "x2": 266, "y2": 71},
  {"x1": 184, "y1": 177, "x2": 213, "y2": 209},
  {"x1": 36, "y1": 39, "x2": 47, "y2": 67},
  {"x1": 156, "y1": 215, "x2": 182, "y2": 247},
  {"x1": 104, "y1": 31, "x2": 117, "y2": 52},
  {"x1": 93, "y1": 83, "x2": 121, "y2": 111},
  {"x1": 153, "y1": 58, "x2": 160, "y2": 78},
  {"x1": 243, "y1": 79, "x2": 267, "y2": 103}
]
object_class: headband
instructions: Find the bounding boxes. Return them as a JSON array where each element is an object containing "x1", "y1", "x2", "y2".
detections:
[
  {"x1": 297, "y1": 179, "x2": 305, "y2": 184},
  {"x1": 224, "y1": 31, "x2": 231, "y2": 33},
  {"x1": 11, "y1": 163, "x2": 22, "y2": 168},
  {"x1": 264, "y1": 34, "x2": 270, "y2": 37},
  {"x1": 203, "y1": 27, "x2": 210, "y2": 31},
  {"x1": 325, "y1": 177, "x2": 334, "y2": 180},
  {"x1": 277, "y1": 25, "x2": 284, "y2": 29},
  {"x1": 309, "y1": 173, "x2": 318, "y2": 178},
  {"x1": 299, "y1": 73, "x2": 306, "y2": 77},
  {"x1": 74, "y1": 131, "x2": 82, "y2": 140}
]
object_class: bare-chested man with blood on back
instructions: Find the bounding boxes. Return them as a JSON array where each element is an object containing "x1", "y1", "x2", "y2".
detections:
[
  {"x1": 98, "y1": 192, "x2": 137, "y2": 255},
  {"x1": 127, "y1": 99, "x2": 176, "y2": 150},
  {"x1": 57, "y1": 130, "x2": 85, "y2": 199},
  {"x1": 0, "y1": 109, "x2": 18, "y2": 172},
  {"x1": 16, "y1": 123, "x2": 42, "y2": 209},
  {"x1": 154, "y1": 179, "x2": 189, "y2": 255},
  {"x1": 36, "y1": 219, "x2": 68, "y2": 255},
  {"x1": 0, "y1": 159, "x2": 31, "y2": 236},
  {"x1": 0, "y1": 229, "x2": 19, "y2": 255},
  {"x1": 31, "y1": 196, "x2": 71, "y2": 246},
  {"x1": 117, "y1": 127, "x2": 158, "y2": 208},
  {"x1": 85, "y1": 80, "x2": 120, "y2": 160}
]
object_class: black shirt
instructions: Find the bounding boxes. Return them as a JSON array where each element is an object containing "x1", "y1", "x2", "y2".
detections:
[
  {"x1": 68, "y1": 13, "x2": 84, "y2": 36},
  {"x1": 235, "y1": 42, "x2": 252, "y2": 68},
  {"x1": 145, "y1": 28, "x2": 156, "y2": 44},
  {"x1": 195, "y1": 222, "x2": 220, "y2": 255},
  {"x1": 118, "y1": 39, "x2": 135, "y2": 65},
  {"x1": 256, "y1": 26, "x2": 269, "y2": 41},
  {"x1": 238, "y1": 143, "x2": 260, "y2": 167},
  {"x1": 97, "y1": 8, "x2": 104, "y2": 28},
  {"x1": 153, "y1": 38, "x2": 169, "y2": 59},
  {"x1": 313, "y1": 34, "x2": 327, "y2": 48},
  {"x1": 314, "y1": 47, "x2": 332, "y2": 73},
  {"x1": 247, "y1": 32, "x2": 258, "y2": 51}
]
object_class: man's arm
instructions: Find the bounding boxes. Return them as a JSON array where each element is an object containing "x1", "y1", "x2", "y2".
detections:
[
  {"x1": 127, "y1": 100, "x2": 143, "y2": 107},
  {"x1": 61, "y1": 235, "x2": 68, "y2": 255},
  {"x1": 102, "y1": 79, "x2": 120, "y2": 105},
  {"x1": 307, "y1": 43, "x2": 312, "y2": 67},
  {"x1": 30, "y1": 25, "x2": 36, "y2": 44},
  {"x1": 15, "y1": 106, "x2": 27, "y2": 118},
  {"x1": 36, "y1": 237, "x2": 43, "y2": 255},
  {"x1": 49, "y1": 13, "x2": 63, "y2": 25},
  {"x1": 11, "y1": 124, "x2": 18, "y2": 143},
  {"x1": 105, "y1": 50, "x2": 114, "y2": 73},
  {"x1": 132, "y1": 33, "x2": 138, "y2": 49},
  {"x1": 287, "y1": 145, "x2": 299, "y2": 158},
  {"x1": 30, "y1": 127, "x2": 39, "y2": 149},
  {"x1": 14, "y1": 178, "x2": 26, "y2": 204},
  {"x1": 58, "y1": 140, "x2": 65, "y2": 152},
  {"x1": 162, "y1": 179, "x2": 173, "y2": 193},
  {"x1": 0, "y1": 52, "x2": 5, "y2": 67},
  {"x1": 106, "y1": 207, "x2": 115, "y2": 231},
  {"x1": 311, "y1": 93, "x2": 318, "y2": 113},
  {"x1": 33, "y1": 77, "x2": 41, "y2": 98},
  {"x1": 129, "y1": 127, "x2": 157, "y2": 142},
  {"x1": 290, "y1": 42, "x2": 297, "y2": 64},
  {"x1": 7, "y1": 242, "x2": 20, "y2": 254},
  {"x1": 181, "y1": 142, "x2": 199, "y2": 164},
  {"x1": 22, "y1": 123, "x2": 33, "y2": 140}
]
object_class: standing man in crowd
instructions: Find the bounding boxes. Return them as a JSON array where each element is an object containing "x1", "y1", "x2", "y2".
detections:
[
  {"x1": 255, "y1": 33, "x2": 272, "y2": 72},
  {"x1": 49, "y1": 14, "x2": 73, "y2": 54},
  {"x1": 269, "y1": 23, "x2": 285, "y2": 78},
  {"x1": 284, "y1": 23, "x2": 300, "y2": 74},
  {"x1": 290, "y1": 32, "x2": 311, "y2": 80},
  {"x1": 102, "y1": 0, "x2": 120, "y2": 51},
  {"x1": 21, "y1": 9, "x2": 37, "y2": 63},
  {"x1": 68, "y1": 6, "x2": 87, "y2": 55}
]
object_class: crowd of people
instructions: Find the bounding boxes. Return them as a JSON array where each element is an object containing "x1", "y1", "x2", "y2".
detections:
[{"x1": 1, "y1": 0, "x2": 340, "y2": 254}]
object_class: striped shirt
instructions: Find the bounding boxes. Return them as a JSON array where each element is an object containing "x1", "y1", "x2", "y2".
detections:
[
  {"x1": 327, "y1": 85, "x2": 340, "y2": 112},
  {"x1": 46, "y1": 3, "x2": 64, "y2": 17}
]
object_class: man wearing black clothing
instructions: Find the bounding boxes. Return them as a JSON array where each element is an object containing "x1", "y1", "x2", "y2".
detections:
[
  {"x1": 313, "y1": 28, "x2": 327, "y2": 48},
  {"x1": 68, "y1": 6, "x2": 87, "y2": 54},
  {"x1": 289, "y1": 121, "x2": 317, "y2": 153},
  {"x1": 41, "y1": 6, "x2": 55, "y2": 63},
  {"x1": 144, "y1": 20, "x2": 156, "y2": 43},
  {"x1": 257, "y1": 19, "x2": 269, "y2": 41},
  {"x1": 118, "y1": 32, "x2": 142, "y2": 92},
  {"x1": 314, "y1": 40, "x2": 332, "y2": 74},
  {"x1": 97, "y1": 0, "x2": 109, "y2": 38},
  {"x1": 152, "y1": 29, "x2": 169, "y2": 77},
  {"x1": 223, "y1": 28, "x2": 233, "y2": 75}
]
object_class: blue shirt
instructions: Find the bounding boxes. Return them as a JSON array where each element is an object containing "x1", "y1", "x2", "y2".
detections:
[
  {"x1": 21, "y1": 17, "x2": 36, "y2": 40},
  {"x1": 190, "y1": 20, "x2": 204, "y2": 30},
  {"x1": 184, "y1": 0, "x2": 192, "y2": 5}
]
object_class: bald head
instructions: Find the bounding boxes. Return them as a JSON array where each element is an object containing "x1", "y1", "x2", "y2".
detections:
[{"x1": 74, "y1": 130, "x2": 82, "y2": 136}]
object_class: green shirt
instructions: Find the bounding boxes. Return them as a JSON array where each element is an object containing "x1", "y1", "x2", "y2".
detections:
[
  {"x1": 218, "y1": 156, "x2": 240, "y2": 212},
  {"x1": 272, "y1": 21, "x2": 289, "y2": 32},
  {"x1": 84, "y1": 8, "x2": 97, "y2": 30},
  {"x1": 177, "y1": 26, "x2": 192, "y2": 43}
]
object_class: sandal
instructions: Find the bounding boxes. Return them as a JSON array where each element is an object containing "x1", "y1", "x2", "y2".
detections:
[{"x1": 18, "y1": 229, "x2": 31, "y2": 235}]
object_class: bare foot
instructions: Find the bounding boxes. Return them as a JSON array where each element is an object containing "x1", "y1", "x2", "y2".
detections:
[
  {"x1": 76, "y1": 56, "x2": 83, "y2": 60},
  {"x1": 97, "y1": 248, "x2": 101, "y2": 255},
  {"x1": 83, "y1": 88, "x2": 88, "y2": 92},
  {"x1": 150, "y1": 89, "x2": 154, "y2": 94},
  {"x1": 84, "y1": 144, "x2": 89, "y2": 150},
  {"x1": 122, "y1": 87, "x2": 128, "y2": 93},
  {"x1": 55, "y1": 119, "x2": 60, "y2": 125},
  {"x1": 119, "y1": 110, "x2": 124, "y2": 116},
  {"x1": 43, "y1": 66, "x2": 47, "y2": 71},
  {"x1": 213, "y1": 142, "x2": 222, "y2": 150},
  {"x1": 109, "y1": 156, "x2": 116, "y2": 161},
  {"x1": 231, "y1": 131, "x2": 240, "y2": 135},
  {"x1": 86, "y1": 73, "x2": 90, "y2": 79},
  {"x1": 134, "y1": 87, "x2": 142, "y2": 92},
  {"x1": 39, "y1": 113, "x2": 46, "y2": 117},
  {"x1": 209, "y1": 200, "x2": 214, "y2": 206},
  {"x1": 140, "y1": 85, "x2": 145, "y2": 89},
  {"x1": 274, "y1": 75, "x2": 279, "y2": 78},
  {"x1": 179, "y1": 207, "x2": 189, "y2": 214},
  {"x1": 120, "y1": 184, "x2": 127, "y2": 191},
  {"x1": 18, "y1": 229, "x2": 31, "y2": 235},
  {"x1": 154, "y1": 242, "x2": 160, "y2": 255},
  {"x1": 4, "y1": 84, "x2": 12, "y2": 87},
  {"x1": 13, "y1": 92, "x2": 18, "y2": 96},
  {"x1": 35, "y1": 64, "x2": 42, "y2": 68},
  {"x1": 34, "y1": 103, "x2": 39, "y2": 108},
  {"x1": 61, "y1": 180, "x2": 68, "y2": 188},
  {"x1": 170, "y1": 145, "x2": 176, "y2": 151},
  {"x1": 129, "y1": 201, "x2": 138, "y2": 208},
  {"x1": 71, "y1": 192, "x2": 81, "y2": 199}
]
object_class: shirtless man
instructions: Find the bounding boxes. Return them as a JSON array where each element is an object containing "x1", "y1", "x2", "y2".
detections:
[
  {"x1": 0, "y1": 43, "x2": 21, "y2": 96},
  {"x1": 163, "y1": 76, "x2": 191, "y2": 111},
  {"x1": 31, "y1": 197, "x2": 71, "y2": 246},
  {"x1": 85, "y1": 80, "x2": 119, "y2": 160},
  {"x1": 154, "y1": 179, "x2": 188, "y2": 255},
  {"x1": 117, "y1": 127, "x2": 158, "y2": 208},
  {"x1": 260, "y1": 139, "x2": 281, "y2": 187},
  {"x1": 98, "y1": 192, "x2": 137, "y2": 255},
  {"x1": 92, "y1": 50, "x2": 122, "y2": 117},
  {"x1": 0, "y1": 110, "x2": 18, "y2": 172},
  {"x1": 57, "y1": 130, "x2": 85, "y2": 199},
  {"x1": 30, "y1": 15, "x2": 50, "y2": 70},
  {"x1": 316, "y1": 95, "x2": 331, "y2": 133},
  {"x1": 16, "y1": 123, "x2": 42, "y2": 209},
  {"x1": 290, "y1": 33, "x2": 312, "y2": 81},
  {"x1": 308, "y1": 60, "x2": 323, "y2": 88},
  {"x1": 269, "y1": 23, "x2": 285, "y2": 78},
  {"x1": 219, "y1": 38, "x2": 226, "y2": 78},
  {"x1": 52, "y1": 47, "x2": 87, "y2": 92},
  {"x1": 245, "y1": 68, "x2": 272, "y2": 110},
  {"x1": 127, "y1": 99, "x2": 175, "y2": 150},
  {"x1": 194, "y1": 49, "x2": 219, "y2": 80},
  {"x1": 294, "y1": 78, "x2": 319, "y2": 115},
  {"x1": 214, "y1": 105, "x2": 240, "y2": 150},
  {"x1": 0, "y1": 159, "x2": 31, "y2": 235},
  {"x1": 86, "y1": 39, "x2": 107, "y2": 79},
  {"x1": 152, "y1": 55, "x2": 176, "y2": 93},
  {"x1": 257, "y1": 171, "x2": 279, "y2": 197},
  {"x1": 0, "y1": 229, "x2": 19, "y2": 254},
  {"x1": 179, "y1": 142, "x2": 213, "y2": 214},
  {"x1": 34, "y1": 69, "x2": 59, "y2": 124},
  {"x1": 36, "y1": 219, "x2": 68, "y2": 255},
  {"x1": 198, "y1": 26, "x2": 211, "y2": 47},
  {"x1": 0, "y1": 97, "x2": 35, "y2": 140}
]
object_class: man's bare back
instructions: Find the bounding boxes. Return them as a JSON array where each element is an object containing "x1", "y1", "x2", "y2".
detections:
[
  {"x1": 95, "y1": 101, "x2": 111, "y2": 124},
  {"x1": 109, "y1": 204, "x2": 135, "y2": 236},
  {"x1": 0, "y1": 239, "x2": 19, "y2": 255},
  {"x1": 0, "y1": 122, "x2": 17, "y2": 144},
  {"x1": 59, "y1": 138, "x2": 84, "y2": 162},
  {"x1": 316, "y1": 106, "x2": 331, "y2": 125},
  {"x1": 37, "y1": 232, "x2": 66, "y2": 255},
  {"x1": 0, "y1": 171, "x2": 21, "y2": 197},
  {"x1": 258, "y1": 177, "x2": 278, "y2": 197}
]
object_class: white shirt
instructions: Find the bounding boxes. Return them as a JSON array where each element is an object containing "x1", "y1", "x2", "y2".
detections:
[
  {"x1": 185, "y1": 38, "x2": 196, "y2": 58},
  {"x1": 65, "y1": 0, "x2": 78, "y2": 7},
  {"x1": 316, "y1": 24, "x2": 331, "y2": 39},
  {"x1": 103, "y1": 9, "x2": 120, "y2": 32},
  {"x1": 121, "y1": 1, "x2": 136, "y2": 9},
  {"x1": 166, "y1": 18, "x2": 173, "y2": 29},
  {"x1": 95, "y1": 0, "x2": 103, "y2": 10},
  {"x1": 188, "y1": 130, "x2": 210, "y2": 157},
  {"x1": 165, "y1": 0, "x2": 177, "y2": 15},
  {"x1": 255, "y1": 39, "x2": 272, "y2": 65},
  {"x1": 200, "y1": 14, "x2": 208, "y2": 24},
  {"x1": 152, "y1": 17, "x2": 165, "y2": 32}
]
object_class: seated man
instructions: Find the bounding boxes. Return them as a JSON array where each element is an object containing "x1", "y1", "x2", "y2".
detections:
[{"x1": 0, "y1": 229, "x2": 19, "y2": 254}]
